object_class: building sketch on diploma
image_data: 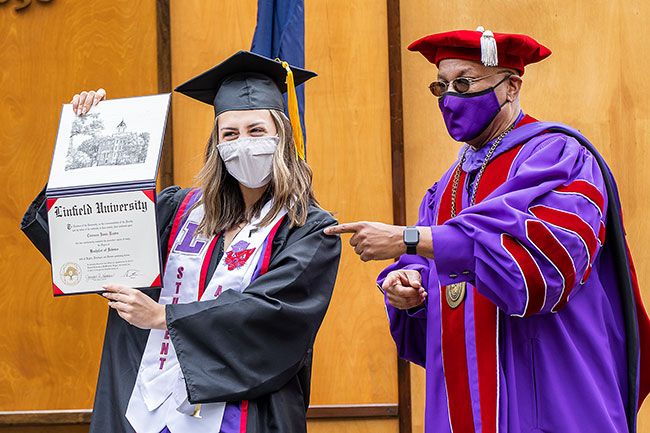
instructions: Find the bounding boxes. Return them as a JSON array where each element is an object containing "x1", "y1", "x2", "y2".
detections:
[{"x1": 65, "y1": 113, "x2": 150, "y2": 171}]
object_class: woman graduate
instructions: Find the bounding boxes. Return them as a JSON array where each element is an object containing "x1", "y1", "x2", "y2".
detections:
[{"x1": 20, "y1": 51, "x2": 341, "y2": 433}]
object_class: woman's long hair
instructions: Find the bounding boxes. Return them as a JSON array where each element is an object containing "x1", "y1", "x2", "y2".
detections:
[{"x1": 195, "y1": 109, "x2": 317, "y2": 236}]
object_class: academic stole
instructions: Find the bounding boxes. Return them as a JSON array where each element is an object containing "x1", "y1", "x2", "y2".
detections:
[
  {"x1": 126, "y1": 189, "x2": 286, "y2": 433},
  {"x1": 436, "y1": 143, "x2": 524, "y2": 433}
]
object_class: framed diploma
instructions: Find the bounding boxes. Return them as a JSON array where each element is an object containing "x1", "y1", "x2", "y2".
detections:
[{"x1": 46, "y1": 94, "x2": 171, "y2": 296}]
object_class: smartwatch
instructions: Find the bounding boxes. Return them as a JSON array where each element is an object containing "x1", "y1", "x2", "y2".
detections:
[{"x1": 403, "y1": 226, "x2": 419, "y2": 255}]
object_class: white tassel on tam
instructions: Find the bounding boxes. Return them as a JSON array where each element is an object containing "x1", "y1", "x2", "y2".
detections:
[{"x1": 477, "y1": 26, "x2": 498, "y2": 67}]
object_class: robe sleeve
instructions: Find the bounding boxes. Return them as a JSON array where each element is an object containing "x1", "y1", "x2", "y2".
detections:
[
  {"x1": 19, "y1": 185, "x2": 186, "y2": 264},
  {"x1": 376, "y1": 183, "x2": 438, "y2": 367},
  {"x1": 165, "y1": 213, "x2": 341, "y2": 404},
  {"x1": 20, "y1": 186, "x2": 51, "y2": 261},
  {"x1": 431, "y1": 133, "x2": 607, "y2": 317}
]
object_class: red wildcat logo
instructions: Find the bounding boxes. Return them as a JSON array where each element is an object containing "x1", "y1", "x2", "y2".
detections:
[{"x1": 224, "y1": 240, "x2": 256, "y2": 271}]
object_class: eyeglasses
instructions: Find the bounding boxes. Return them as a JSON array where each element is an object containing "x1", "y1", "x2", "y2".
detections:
[{"x1": 429, "y1": 72, "x2": 513, "y2": 97}]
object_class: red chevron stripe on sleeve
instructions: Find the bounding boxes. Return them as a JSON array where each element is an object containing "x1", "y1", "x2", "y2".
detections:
[
  {"x1": 598, "y1": 220, "x2": 606, "y2": 246},
  {"x1": 501, "y1": 233, "x2": 547, "y2": 316},
  {"x1": 554, "y1": 179, "x2": 605, "y2": 215},
  {"x1": 525, "y1": 220, "x2": 577, "y2": 312},
  {"x1": 529, "y1": 205, "x2": 599, "y2": 284}
]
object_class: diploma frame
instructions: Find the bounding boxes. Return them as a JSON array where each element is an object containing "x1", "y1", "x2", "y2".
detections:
[
  {"x1": 46, "y1": 94, "x2": 171, "y2": 296},
  {"x1": 47, "y1": 189, "x2": 163, "y2": 296}
]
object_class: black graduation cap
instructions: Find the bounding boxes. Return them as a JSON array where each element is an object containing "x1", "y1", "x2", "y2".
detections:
[{"x1": 174, "y1": 50, "x2": 317, "y2": 117}]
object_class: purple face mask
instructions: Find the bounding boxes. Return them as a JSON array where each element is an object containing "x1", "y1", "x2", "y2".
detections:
[{"x1": 438, "y1": 75, "x2": 510, "y2": 142}]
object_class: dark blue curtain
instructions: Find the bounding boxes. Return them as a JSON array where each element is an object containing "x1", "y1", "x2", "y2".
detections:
[{"x1": 251, "y1": 0, "x2": 308, "y2": 154}]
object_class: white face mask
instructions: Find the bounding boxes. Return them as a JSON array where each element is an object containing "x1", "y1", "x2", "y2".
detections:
[{"x1": 217, "y1": 136, "x2": 279, "y2": 188}]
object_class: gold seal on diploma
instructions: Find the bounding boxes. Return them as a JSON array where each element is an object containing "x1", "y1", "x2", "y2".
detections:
[
  {"x1": 446, "y1": 282, "x2": 466, "y2": 308},
  {"x1": 60, "y1": 262, "x2": 82, "y2": 286}
]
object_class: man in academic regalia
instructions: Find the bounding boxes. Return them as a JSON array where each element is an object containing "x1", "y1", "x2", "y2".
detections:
[{"x1": 326, "y1": 27, "x2": 650, "y2": 432}]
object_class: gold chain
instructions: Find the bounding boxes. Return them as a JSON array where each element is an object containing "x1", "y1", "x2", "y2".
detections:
[{"x1": 450, "y1": 124, "x2": 516, "y2": 218}]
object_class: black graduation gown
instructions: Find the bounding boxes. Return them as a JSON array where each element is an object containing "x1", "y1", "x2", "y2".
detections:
[{"x1": 20, "y1": 186, "x2": 342, "y2": 433}]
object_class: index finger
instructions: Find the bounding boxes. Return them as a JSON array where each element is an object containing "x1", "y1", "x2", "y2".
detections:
[
  {"x1": 102, "y1": 284, "x2": 133, "y2": 294},
  {"x1": 92, "y1": 88, "x2": 106, "y2": 107},
  {"x1": 382, "y1": 272, "x2": 401, "y2": 291},
  {"x1": 405, "y1": 273, "x2": 422, "y2": 289},
  {"x1": 324, "y1": 222, "x2": 362, "y2": 235}
]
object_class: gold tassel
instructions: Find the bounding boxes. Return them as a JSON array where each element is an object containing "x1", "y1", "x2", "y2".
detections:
[{"x1": 280, "y1": 61, "x2": 305, "y2": 160}]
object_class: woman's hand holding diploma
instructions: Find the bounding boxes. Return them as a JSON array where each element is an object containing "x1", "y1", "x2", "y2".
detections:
[
  {"x1": 102, "y1": 284, "x2": 166, "y2": 330},
  {"x1": 71, "y1": 88, "x2": 106, "y2": 115}
]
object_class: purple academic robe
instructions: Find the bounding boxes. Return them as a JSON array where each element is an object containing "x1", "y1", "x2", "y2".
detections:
[{"x1": 379, "y1": 115, "x2": 649, "y2": 433}]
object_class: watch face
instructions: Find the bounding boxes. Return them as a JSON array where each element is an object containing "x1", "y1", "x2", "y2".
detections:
[{"x1": 404, "y1": 228, "x2": 419, "y2": 244}]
